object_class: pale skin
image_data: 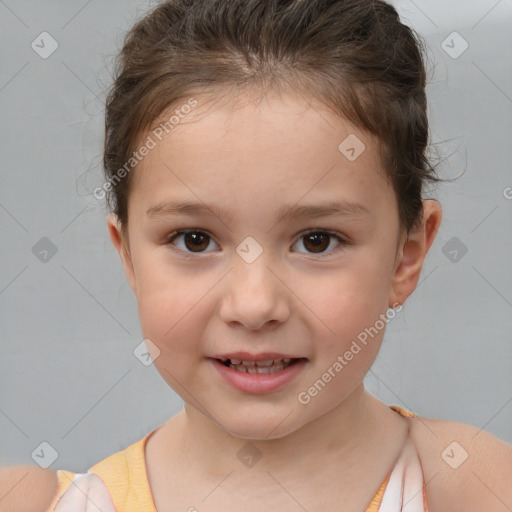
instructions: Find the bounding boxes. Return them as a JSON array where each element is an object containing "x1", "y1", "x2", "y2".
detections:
[
  {"x1": 110, "y1": 90, "x2": 423, "y2": 510},
  {"x1": 107, "y1": 89, "x2": 511, "y2": 511},
  {"x1": 2, "y1": 89, "x2": 510, "y2": 512}
]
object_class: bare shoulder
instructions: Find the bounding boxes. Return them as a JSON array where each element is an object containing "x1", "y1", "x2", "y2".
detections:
[
  {"x1": 0, "y1": 465, "x2": 58, "y2": 512},
  {"x1": 406, "y1": 415, "x2": 512, "y2": 512}
]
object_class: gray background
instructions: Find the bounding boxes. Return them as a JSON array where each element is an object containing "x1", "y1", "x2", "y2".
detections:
[{"x1": 0, "y1": 0, "x2": 511, "y2": 473}]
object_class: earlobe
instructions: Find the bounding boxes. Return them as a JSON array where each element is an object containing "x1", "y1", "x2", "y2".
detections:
[
  {"x1": 106, "y1": 213, "x2": 137, "y2": 293},
  {"x1": 388, "y1": 199, "x2": 442, "y2": 307}
]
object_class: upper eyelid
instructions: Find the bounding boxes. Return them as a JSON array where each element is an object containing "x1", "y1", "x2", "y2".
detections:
[
  {"x1": 167, "y1": 228, "x2": 348, "y2": 251},
  {"x1": 168, "y1": 227, "x2": 347, "y2": 241}
]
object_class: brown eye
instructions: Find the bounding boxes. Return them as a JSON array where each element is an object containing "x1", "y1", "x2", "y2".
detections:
[
  {"x1": 166, "y1": 229, "x2": 346, "y2": 258},
  {"x1": 293, "y1": 230, "x2": 346, "y2": 257},
  {"x1": 168, "y1": 230, "x2": 218, "y2": 253},
  {"x1": 303, "y1": 232, "x2": 329, "y2": 253}
]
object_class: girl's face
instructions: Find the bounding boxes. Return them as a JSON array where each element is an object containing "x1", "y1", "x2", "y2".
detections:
[{"x1": 108, "y1": 90, "x2": 414, "y2": 439}]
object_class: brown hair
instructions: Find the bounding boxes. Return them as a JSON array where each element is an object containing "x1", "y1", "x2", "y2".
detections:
[{"x1": 103, "y1": 0, "x2": 445, "y2": 236}]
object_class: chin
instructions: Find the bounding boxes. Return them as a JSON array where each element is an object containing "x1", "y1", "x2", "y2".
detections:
[
  {"x1": 217, "y1": 412, "x2": 302, "y2": 441},
  {"x1": 226, "y1": 426, "x2": 290, "y2": 441}
]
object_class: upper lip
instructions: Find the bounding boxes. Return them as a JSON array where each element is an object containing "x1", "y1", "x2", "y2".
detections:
[{"x1": 211, "y1": 352, "x2": 304, "y2": 361}]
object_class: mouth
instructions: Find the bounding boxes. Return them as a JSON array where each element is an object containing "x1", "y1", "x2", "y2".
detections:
[
  {"x1": 213, "y1": 357, "x2": 306, "y2": 374},
  {"x1": 209, "y1": 355, "x2": 308, "y2": 394}
]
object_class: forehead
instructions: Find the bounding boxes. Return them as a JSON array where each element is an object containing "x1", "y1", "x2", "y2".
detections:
[{"x1": 129, "y1": 89, "x2": 394, "y2": 223}]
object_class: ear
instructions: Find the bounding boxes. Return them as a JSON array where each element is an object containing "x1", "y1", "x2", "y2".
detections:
[
  {"x1": 106, "y1": 213, "x2": 137, "y2": 293},
  {"x1": 388, "y1": 199, "x2": 442, "y2": 307}
]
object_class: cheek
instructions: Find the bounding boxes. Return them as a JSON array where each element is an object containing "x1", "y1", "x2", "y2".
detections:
[
  {"x1": 302, "y1": 280, "x2": 385, "y2": 408},
  {"x1": 298, "y1": 258, "x2": 393, "y2": 381},
  {"x1": 137, "y1": 291, "x2": 209, "y2": 395},
  {"x1": 134, "y1": 264, "x2": 204, "y2": 353},
  {"x1": 307, "y1": 263, "x2": 391, "y2": 337}
]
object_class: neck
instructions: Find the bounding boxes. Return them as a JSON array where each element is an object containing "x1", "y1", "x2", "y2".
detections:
[{"x1": 165, "y1": 384, "x2": 402, "y2": 482}]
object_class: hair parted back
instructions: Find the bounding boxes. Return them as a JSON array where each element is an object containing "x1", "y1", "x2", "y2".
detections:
[{"x1": 103, "y1": 0, "x2": 443, "y2": 236}]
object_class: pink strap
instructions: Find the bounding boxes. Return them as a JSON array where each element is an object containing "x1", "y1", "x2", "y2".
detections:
[
  {"x1": 53, "y1": 473, "x2": 116, "y2": 512},
  {"x1": 378, "y1": 437, "x2": 427, "y2": 511}
]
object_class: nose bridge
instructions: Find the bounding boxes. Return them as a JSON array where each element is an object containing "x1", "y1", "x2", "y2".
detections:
[
  {"x1": 235, "y1": 253, "x2": 274, "y2": 291},
  {"x1": 220, "y1": 243, "x2": 289, "y2": 329}
]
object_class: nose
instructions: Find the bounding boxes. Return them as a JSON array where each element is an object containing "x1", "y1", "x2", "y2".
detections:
[{"x1": 219, "y1": 256, "x2": 290, "y2": 331}]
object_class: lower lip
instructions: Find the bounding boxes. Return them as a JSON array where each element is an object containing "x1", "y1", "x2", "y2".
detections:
[{"x1": 209, "y1": 358, "x2": 307, "y2": 394}]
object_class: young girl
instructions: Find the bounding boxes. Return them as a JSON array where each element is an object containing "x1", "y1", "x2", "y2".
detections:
[{"x1": 2, "y1": 1, "x2": 510, "y2": 511}]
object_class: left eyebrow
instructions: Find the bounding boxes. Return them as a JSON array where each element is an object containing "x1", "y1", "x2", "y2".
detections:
[
  {"x1": 275, "y1": 200, "x2": 371, "y2": 222},
  {"x1": 146, "y1": 199, "x2": 371, "y2": 223}
]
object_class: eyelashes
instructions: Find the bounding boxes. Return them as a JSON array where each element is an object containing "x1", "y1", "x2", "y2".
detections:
[
  {"x1": 292, "y1": 230, "x2": 348, "y2": 257},
  {"x1": 165, "y1": 228, "x2": 349, "y2": 258}
]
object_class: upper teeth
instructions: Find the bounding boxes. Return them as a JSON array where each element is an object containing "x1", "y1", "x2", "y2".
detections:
[{"x1": 222, "y1": 358, "x2": 292, "y2": 366}]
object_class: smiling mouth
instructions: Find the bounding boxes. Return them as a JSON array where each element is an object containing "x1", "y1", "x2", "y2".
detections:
[{"x1": 215, "y1": 357, "x2": 305, "y2": 374}]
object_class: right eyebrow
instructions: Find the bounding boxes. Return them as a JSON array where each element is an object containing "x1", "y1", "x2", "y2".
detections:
[{"x1": 146, "y1": 199, "x2": 371, "y2": 224}]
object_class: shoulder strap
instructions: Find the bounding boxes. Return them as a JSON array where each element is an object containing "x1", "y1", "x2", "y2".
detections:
[
  {"x1": 46, "y1": 470, "x2": 75, "y2": 511},
  {"x1": 378, "y1": 436, "x2": 428, "y2": 511},
  {"x1": 365, "y1": 405, "x2": 429, "y2": 512},
  {"x1": 86, "y1": 430, "x2": 157, "y2": 511},
  {"x1": 47, "y1": 429, "x2": 158, "y2": 512},
  {"x1": 51, "y1": 473, "x2": 116, "y2": 511}
]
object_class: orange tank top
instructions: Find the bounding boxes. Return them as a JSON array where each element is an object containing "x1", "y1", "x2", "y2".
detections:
[{"x1": 47, "y1": 405, "x2": 428, "y2": 511}]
